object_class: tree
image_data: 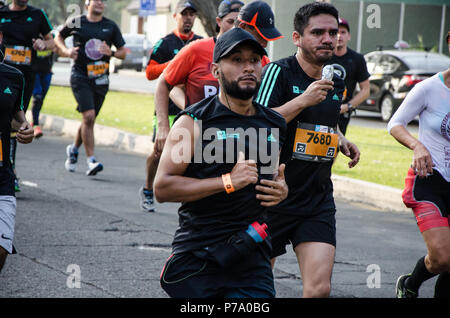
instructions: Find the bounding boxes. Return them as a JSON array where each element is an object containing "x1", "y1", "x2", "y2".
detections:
[{"x1": 188, "y1": 0, "x2": 222, "y2": 37}]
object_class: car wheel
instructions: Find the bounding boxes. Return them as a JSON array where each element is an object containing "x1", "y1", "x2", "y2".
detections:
[{"x1": 380, "y1": 94, "x2": 394, "y2": 122}]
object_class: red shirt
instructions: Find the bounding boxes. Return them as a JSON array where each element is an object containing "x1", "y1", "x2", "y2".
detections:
[
  {"x1": 164, "y1": 37, "x2": 271, "y2": 107},
  {"x1": 164, "y1": 37, "x2": 219, "y2": 106}
]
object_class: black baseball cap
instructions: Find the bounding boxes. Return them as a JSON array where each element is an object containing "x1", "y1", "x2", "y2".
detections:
[
  {"x1": 175, "y1": 0, "x2": 197, "y2": 14},
  {"x1": 216, "y1": 0, "x2": 244, "y2": 32},
  {"x1": 238, "y1": 1, "x2": 283, "y2": 41},
  {"x1": 213, "y1": 27, "x2": 267, "y2": 63},
  {"x1": 338, "y1": 17, "x2": 350, "y2": 32}
]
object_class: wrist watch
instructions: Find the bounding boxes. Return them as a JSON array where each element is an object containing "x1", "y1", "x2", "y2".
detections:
[
  {"x1": 347, "y1": 103, "x2": 353, "y2": 112},
  {"x1": 111, "y1": 50, "x2": 116, "y2": 57}
]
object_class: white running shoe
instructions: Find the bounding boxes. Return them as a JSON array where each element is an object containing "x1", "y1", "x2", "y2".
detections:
[
  {"x1": 86, "y1": 160, "x2": 103, "y2": 176},
  {"x1": 65, "y1": 145, "x2": 78, "y2": 172}
]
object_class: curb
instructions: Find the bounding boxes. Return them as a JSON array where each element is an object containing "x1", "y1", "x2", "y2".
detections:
[{"x1": 39, "y1": 113, "x2": 410, "y2": 214}]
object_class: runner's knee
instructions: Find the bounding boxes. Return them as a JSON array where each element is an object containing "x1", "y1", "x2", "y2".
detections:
[
  {"x1": 303, "y1": 280, "x2": 331, "y2": 298},
  {"x1": 427, "y1": 250, "x2": 450, "y2": 273}
]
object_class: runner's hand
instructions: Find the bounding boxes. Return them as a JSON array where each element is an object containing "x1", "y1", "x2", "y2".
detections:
[
  {"x1": 67, "y1": 47, "x2": 79, "y2": 60},
  {"x1": 230, "y1": 152, "x2": 259, "y2": 191},
  {"x1": 298, "y1": 79, "x2": 334, "y2": 107},
  {"x1": 32, "y1": 38, "x2": 45, "y2": 51},
  {"x1": 256, "y1": 164, "x2": 288, "y2": 207},
  {"x1": 412, "y1": 142, "x2": 434, "y2": 177},
  {"x1": 99, "y1": 41, "x2": 112, "y2": 56},
  {"x1": 154, "y1": 126, "x2": 170, "y2": 156},
  {"x1": 16, "y1": 122, "x2": 34, "y2": 144},
  {"x1": 339, "y1": 136, "x2": 360, "y2": 168}
]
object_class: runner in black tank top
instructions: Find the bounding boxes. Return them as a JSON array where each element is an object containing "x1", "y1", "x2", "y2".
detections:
[{"x1": 155, "y1": 28, "x2": 287, "y2": 298}]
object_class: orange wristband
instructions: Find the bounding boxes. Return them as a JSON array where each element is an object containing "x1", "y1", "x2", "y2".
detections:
[{"x1": 222, "y1": 173, "x2": 235, "y2": 194}]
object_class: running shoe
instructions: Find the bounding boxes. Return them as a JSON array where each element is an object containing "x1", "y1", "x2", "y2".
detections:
[
  {"x1": 139, "y1": 186, "x2": 155, "y2": 212},
  {"x1": 14, "y1": 177, "x2": 20, "y2": 192},
  {"x1": 65, "y1": 145, "x2": 78, "y2": 172},
  {"x1": 396, "y1": 273, "x2": 418, "y2": 298},
  {"x1": 34, "y1": 125, "x2": 43, "y2": 138},
  {"x1": 86, "y1": 160, "x2": 103, "y2": 176}
]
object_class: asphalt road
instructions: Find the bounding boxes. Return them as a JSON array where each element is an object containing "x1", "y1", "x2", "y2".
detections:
[{"x1": 0, "y1": 131, "x2": 437, "y2": 298}]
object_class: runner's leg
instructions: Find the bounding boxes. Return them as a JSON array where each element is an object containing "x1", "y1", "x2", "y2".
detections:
[{"x1": 295, "y1": 242, "x2": 335, "y2": 297}]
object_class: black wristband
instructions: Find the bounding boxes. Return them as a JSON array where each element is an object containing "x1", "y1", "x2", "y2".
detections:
[{"x1": 111, "y1": 50, "x2": 116, "y2": 57}]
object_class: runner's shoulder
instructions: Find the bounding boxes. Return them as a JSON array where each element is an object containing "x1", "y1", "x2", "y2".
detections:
[
  {"x1": 256, "y1": 102, "x2": 287, "y2": 129},
  {"x1": 0, "y1": 63, "x2": 24, "y2": 81}
]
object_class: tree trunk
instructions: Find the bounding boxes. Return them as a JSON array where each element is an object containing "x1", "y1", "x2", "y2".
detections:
[{"x1": 189, "y1": 0, "x2": 222, "y2": 37}]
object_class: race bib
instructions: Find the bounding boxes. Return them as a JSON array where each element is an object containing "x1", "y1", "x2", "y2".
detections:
[
  {"x1": 87, "y1": 61, "x2": 109, "y2": 78},
  {"x1": 292, "y1": 122, "x2": 338, "y2": 162},
  {"x1": 5, "y1": 46, "x2": 32, "y2": 65}
]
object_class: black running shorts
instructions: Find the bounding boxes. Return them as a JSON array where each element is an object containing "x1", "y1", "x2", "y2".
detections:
[
  {"x1": 160, "y1": 248, "x2": 275, "y2": 298},
  {"x1": 70, "y1": 76, "x2": 109, "y2": 116},
  {"x1": 267, "y1": 192, "x2": 337, "y2": 258}
]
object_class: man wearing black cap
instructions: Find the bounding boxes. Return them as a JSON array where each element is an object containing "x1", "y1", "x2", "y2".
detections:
[
  {"x1": 139, "y1": 0, "x2": 202, "y2": 212},
  {"x1": 235, "y1": 0, "x2": 283, "y2": 49},
  {"x1": 255, "y1": 2, "x2": 360, "y2": 298},
  {"x1": 326, "y1": 17, "x2": 370, "y2": 135},
  {"x1": 155, "y1": 28, "x2": 287, "y2": 298}
]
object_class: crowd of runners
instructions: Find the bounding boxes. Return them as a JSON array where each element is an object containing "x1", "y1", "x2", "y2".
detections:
[{"x1": 0, "y1": 0, "x2": 449, "y2": 298}]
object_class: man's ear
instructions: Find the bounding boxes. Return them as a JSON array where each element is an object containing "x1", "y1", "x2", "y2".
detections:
[
  {"x1": 292, "y1": 31, "x2": 301, "y2": 47},
  {"x1": 211, "y1": 63, "x2": 220, "y2": 79}
]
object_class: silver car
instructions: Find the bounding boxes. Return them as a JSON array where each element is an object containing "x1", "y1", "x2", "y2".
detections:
[{"x1": 110, "y1": 33, "x2": 151, "y2": 73}]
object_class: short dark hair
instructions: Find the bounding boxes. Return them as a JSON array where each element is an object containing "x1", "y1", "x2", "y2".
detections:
[{"x1": 294, "y1": 2, "x2": 339, "y2": 35}]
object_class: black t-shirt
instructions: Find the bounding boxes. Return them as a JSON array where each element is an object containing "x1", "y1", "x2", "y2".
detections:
[
  {"x1": 59, "y1": 15, "x2": 125, "y2": 79},
  {"x1": 255, "y1": 55, "x2": 345, "y2": 216},
  {"x1": 149, "y1": 32, "x2": 202, "y2": 115},
  {"x1": 0, "y1": 63, "x2": 24, "y2": 196},
  {"x1": 0, "y1": 5, "x2": 53, "y2": 75},
  {"x1": 326, "y1": 48, "x2": 370, "y2": 103},
  {"x1": 171, "y1": 95, "x2": 286, "y2": 254}
]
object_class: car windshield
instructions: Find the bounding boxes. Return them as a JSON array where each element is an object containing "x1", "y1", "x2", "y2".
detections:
[{"x1": 402, "y1": 54, "x2": 450, "y2": 71}]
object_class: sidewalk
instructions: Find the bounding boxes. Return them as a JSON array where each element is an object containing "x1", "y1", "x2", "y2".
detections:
[{"x1": 37, "y1": 113, "x2": 410, "y2": 213}]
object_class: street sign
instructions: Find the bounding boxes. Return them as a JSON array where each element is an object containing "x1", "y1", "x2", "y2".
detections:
[{"x1": 139, "y1": 0, "x2": 156, "y2": 16}]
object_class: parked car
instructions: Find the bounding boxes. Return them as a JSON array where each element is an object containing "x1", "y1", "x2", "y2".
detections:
[
  {"x1": 359, "y1": 50, "x2": 450, "y2": 121},
  {"x1": 110, "y1": 34, "x2": 151, "y2": 73}
]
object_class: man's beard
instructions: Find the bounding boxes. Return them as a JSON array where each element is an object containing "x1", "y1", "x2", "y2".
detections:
[
  {"x1": 183, "y1": 24, "x2": 192, "y2": 34},
  {"x1": 221, "y1": 73, "x2": 261, "y2": 100}
]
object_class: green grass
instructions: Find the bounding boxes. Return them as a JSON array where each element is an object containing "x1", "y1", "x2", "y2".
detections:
[
  {"x1": 332, "y1": 125, "x2": 414, "y2": 189},
  {"x1": 41, "y1": 85, "x2": 414, "y2": 189},
  {"x1": 42, "y1": 85, "x2": 155, "y2": 135}
]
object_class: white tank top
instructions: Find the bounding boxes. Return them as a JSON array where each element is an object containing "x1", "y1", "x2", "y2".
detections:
[{"x1": 387, "y1": 72, "x2": 450, "y2": 182}]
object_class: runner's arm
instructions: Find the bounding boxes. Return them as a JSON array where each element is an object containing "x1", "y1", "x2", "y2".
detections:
[
  {"x1": 341, "y1": 79, "x2": 369, "y2": 113},
  {"x1": 13, "y1": 110, "x2": 33, "y2": 144},
  {"x1": 154, "y1": 115, "x2": 225, "y2": 203},
  {"x1": 169, "y1": 85, "x2": 186, "y2": 110}
]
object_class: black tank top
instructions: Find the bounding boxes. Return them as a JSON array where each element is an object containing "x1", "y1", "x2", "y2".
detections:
[{"x1": 171, "y1": 95, "x2": 286, "y2": 254}]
